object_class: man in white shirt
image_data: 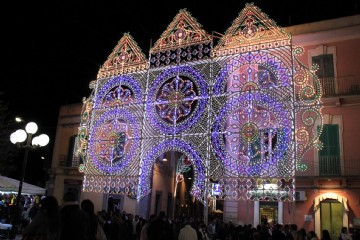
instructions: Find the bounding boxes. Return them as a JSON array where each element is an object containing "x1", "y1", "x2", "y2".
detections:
[{"x1": 178, "y1": 219, "x2": 198, "y2": 240}]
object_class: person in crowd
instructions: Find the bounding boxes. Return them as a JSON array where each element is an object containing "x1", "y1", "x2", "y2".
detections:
[
  {"x1": 283, "y1": 224, "x2": 293, "y2": 240},
  {"x1": 113, "y1": 213, "x2": 130, "y2": 240},
  {"x1": 178, "y1": 218, "x2": 198, "y2": 240},
  {"x1": 198, "y1": 223, "x2": 208, "y2": 240},
  {"x1": 139, "y1": 214, "x2": 156, "y2": 240},
  {"x1": 321, "y1": 229, "x2": 332, "y2": 240},
  {"x1": 271, "y1": 224, "x2": 286, "y2": 240},
  {"x1": 97, "y1": 210, "x2": 106, "y2": 229},
  {"x1": 207, "y1": 219, "x2": 217, "y2": 240},
  {"x1": 128, "y1": 214, "x2": 139, "y2": 240},
  {"x1": 22, "y1": 196, "x2": 61, "y2": 240},
  {"x1": 308, "y1": 230, "x2": 319, "y2": 240},
  {"x1": 20, "y1": 206, "x2": 30, "y2": 231},
  {"x1": 81, "y1": 199, "x2": 98, "y2": 240},
  {"x1": 59, "y1": 191, "x2": 90, "y2": 240},
  {"x1": 147, "y1": 211, "x2": 169, "y2": 240},
  {"x1": 291, "y1": 224, "x2": 298, "y2": 239},
  {"x1": 28, "y1": 203, "x2": 40, "y2": 222},
  {"x1": 340, "y1": 227, "x2": 353, "y2": 240},
  {"x1": 293, "y1": 230, "x2": 304, "y2": 240},
  {"x1": 252, "y1": 230, "x2": 261, "y2": 240},
  {"x1": 136, "y1": 217, "x2": 146, "y2": 239},
  {"x1": 102, "y1": 211, "x2": 113, "y2": 240}
]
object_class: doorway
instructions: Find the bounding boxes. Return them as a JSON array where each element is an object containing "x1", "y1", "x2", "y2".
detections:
[
  {"x1": 259, "y1": 201, "x2": 278, "y2": 225},
  {"x1": 321, "y1": 200, "x2": 343, "y2": 240}
]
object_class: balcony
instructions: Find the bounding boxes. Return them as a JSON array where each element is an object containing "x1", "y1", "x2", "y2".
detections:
[
  {"x1": 319, "y1": 156, "x2": 341, "y2": 176},
  {"x1": 320, "y1": 75, "x2": 360, "y2": 97},
  {"x1": 58, "y1": 155, "x2": 80, "y2": 168},
  {"x1": 296, "y1": 156, "x2": 360, "y2": 177}
]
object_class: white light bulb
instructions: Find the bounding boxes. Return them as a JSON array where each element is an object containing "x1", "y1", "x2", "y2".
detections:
[
  {"x1": 10, "y1": 132, "x2": 17, "y2": 144},
  {"x1": 16, "y1": 129, "x2": 27, "y2": 143},
  {"x1": 25, "y1": 122, "x2": 38, "y2": 134},
  {"x1": 38, "y1": 134, "x2": 50, "y2": 146},
  {"x1": 32, "y1": 136, "x2": 40, "y2": 146}
]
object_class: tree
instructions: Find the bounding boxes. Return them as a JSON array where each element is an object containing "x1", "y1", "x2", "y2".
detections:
[{"x1": 0, "y1": 95, "x2": 18, "y2": 175}]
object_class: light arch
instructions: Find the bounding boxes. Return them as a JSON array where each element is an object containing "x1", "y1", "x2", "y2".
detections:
[{"x1": 138, "y1": 139, "x2": 206, "y2": 203}]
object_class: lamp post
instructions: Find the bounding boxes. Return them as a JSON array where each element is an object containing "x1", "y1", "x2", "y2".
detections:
[{"x1": 9, "y1": 121, "x2": 49, "y2": 233}]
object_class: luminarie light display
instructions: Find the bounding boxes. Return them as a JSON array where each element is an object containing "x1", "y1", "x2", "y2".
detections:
[{"x1": 77, "y1": 4, "x2": 323, "y2": 203}]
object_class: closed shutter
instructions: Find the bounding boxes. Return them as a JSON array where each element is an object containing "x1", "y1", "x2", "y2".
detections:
[
  {"x1": 318, "y1": 124, "x2": 340, "y2": 176},
  {"x1": 67, "y1": 135, "x2": 76, "y2": 166},
  {"x1": 319, "y1": 124, "x2": 339, "y2": 157},
  {"x1": 312, "y1": 54, "x2": 334, "y2": 78}
]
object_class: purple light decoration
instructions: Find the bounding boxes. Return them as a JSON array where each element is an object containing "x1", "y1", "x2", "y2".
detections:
[
  {"x1": 211, "y1": 92, "x2": 293, "y2": 176},
  {"x1": 146, "y1": 66, "x2": 209, "y2": 134},
  {"x1": 156, "y1": 76, "x2": 196, "y2": 123},
  {"x1": 94, "y1": 75, "x2": 143, "y2": 108},
  {"x1": 139, "y1": 139, "x2": 206, "y2": 202},
  {"x1": 212, "y1": 50, "x2": 294, "y2": 177},
  {"x1": 213, "y1": 51, "x2": 291, "y2": 95},
  {"x1": 88, "y1": 108, "x2": 141, "y2": 174}
]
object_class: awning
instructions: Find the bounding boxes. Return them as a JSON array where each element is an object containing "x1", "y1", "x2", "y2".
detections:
[{"x1": 0, "y1": 175, "x2": 46, "y2": 195}]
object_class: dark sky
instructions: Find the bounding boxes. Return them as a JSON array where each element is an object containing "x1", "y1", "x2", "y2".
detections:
[{"x1": 2, "y1": 0, "x2": 359, "y2": 185}]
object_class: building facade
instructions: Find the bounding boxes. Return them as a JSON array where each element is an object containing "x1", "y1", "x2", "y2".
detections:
[{"x1": 47, "y1": 4, "x2": 360, "y2": 239}]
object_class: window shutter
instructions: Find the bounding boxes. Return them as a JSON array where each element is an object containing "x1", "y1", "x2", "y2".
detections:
[
  {"x1": 312, "y1": 54, "x2": 334, "y2": 78},
  {"x1": 323, "y1": 54, "x2": 334, "y2": 78},
  {"x1": 319, "y1": 124, "x2": 339, "y2": 157},
  {"x1": 67, "y1": 135, "x2": 76, "y2": 165},
  {"x1": 312, "y1": 56, "x2": 323, "y2": 78}
]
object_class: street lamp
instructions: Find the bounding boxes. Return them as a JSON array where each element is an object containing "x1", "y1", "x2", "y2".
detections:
[{"x1": 9, "y1": 121, "x2": 49, "y2": 233}]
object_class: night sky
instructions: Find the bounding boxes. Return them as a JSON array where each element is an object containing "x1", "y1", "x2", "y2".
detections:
[{"x1": 2, "y1": 0, "x2": 359, "y2": 186}]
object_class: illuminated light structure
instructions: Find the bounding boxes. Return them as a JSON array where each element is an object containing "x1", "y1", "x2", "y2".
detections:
[{"x1": 78, "y1": 4, "x2": 322, "y2": 205}]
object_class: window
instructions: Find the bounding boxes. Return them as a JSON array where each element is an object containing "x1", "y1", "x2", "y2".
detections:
[
  {"x1": 312, "y1": 54, "x2": 335, "y2": 95},
  {"x1": 312, "y1": 54, "x2": 334, "y2": 79},
  {"x1": 318, "y1": 124, "x2": 340, "y2": 176},
  {"x1": 67, "y1": 135, "x2": 80, "y2": 167}
]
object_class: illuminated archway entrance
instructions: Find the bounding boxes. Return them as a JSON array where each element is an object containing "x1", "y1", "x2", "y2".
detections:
[
  {"x1": 314, "y1": 193, "x2": 349, "y2": 239},
  {"x1": 147, "y1": 151, "x2": 204, "y2": 218}
]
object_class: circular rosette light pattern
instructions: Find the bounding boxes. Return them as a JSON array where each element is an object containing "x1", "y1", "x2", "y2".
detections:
[
  {"x1": 88, "y1": 108, "x2": 140, "y2": 175},
  {"x1": 94, "y1": 75, "x2": 142, "y2": 108},
  {"x1": 212, "y1": 91, "x2": 294, "y2": 177},
  {"x1": 103, "y1": 85, "x2": 132, "y2": 108},
  {"x1": 213, "y1": 52, "x2": 292, "y2": 95},
  {"x1": 146, "y1": 66, "x2": 209, "y2": 134}
]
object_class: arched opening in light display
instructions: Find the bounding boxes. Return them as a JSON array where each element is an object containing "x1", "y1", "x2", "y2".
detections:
[
  {"x1": 149, "y1": 151, "x2": 204, "y2": 218},
  {"x1": 139, "y1": 139, "x2": 206, "y2": 202}
]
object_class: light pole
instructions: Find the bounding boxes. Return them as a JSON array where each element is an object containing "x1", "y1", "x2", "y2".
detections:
[{"x1": 9, "y1": 121, "x2": 49, "y2": 233}]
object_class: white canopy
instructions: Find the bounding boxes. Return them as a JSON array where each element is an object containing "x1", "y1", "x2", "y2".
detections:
[{"x1": 0, "y1": 175, "x2": 46, "y2": 195}]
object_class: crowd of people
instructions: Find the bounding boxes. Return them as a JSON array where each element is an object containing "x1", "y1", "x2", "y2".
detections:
[{"x1": 4, "y1": 192, "x2": 358, "y2": 240}]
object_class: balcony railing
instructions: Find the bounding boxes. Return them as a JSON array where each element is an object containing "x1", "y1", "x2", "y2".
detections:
[
  {"x1": 58, "y1": 155, "x2": 80, "y2": 168},
  {"x1": 319, "y1": 156, "x2": 341, "y2": 176},
  {"x1": 296, "y1": 156, "x2": 360, "y2": 177},
  {"x1": 320, "y1": 75, "x2": 360, "y2": 97}
]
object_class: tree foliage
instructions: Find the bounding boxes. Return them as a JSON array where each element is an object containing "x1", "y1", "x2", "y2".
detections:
[{"x1": 0, "y1": 96, "x2": 18, "y2": 175}]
